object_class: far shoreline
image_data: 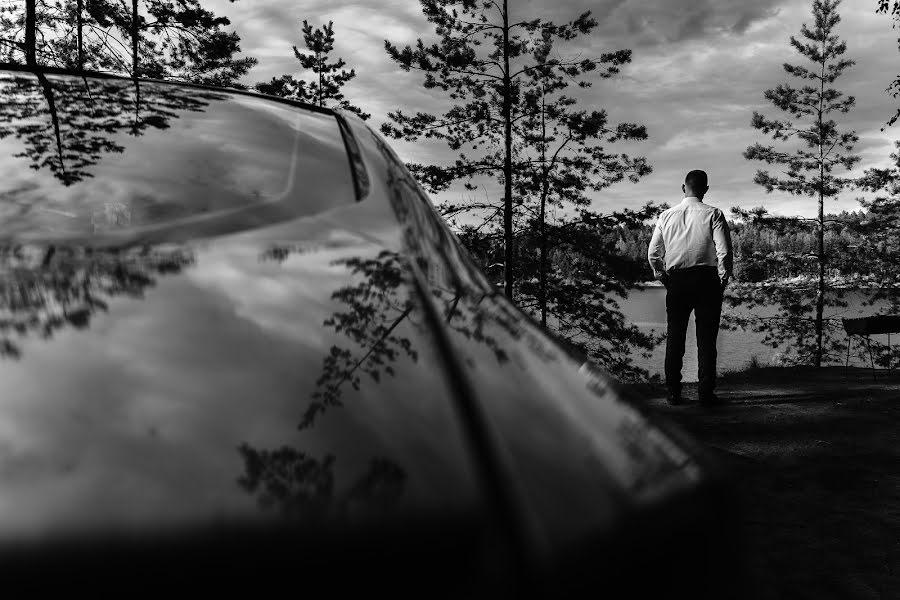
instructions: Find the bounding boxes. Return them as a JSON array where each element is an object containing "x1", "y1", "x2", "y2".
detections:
[{"x1": 632, "y1": 280, "x2": 899, "y2": 290}]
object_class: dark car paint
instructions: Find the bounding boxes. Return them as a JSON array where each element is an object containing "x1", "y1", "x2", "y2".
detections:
[{"x1": 0, "y1": 66, "x2": 737, "y2": 596}]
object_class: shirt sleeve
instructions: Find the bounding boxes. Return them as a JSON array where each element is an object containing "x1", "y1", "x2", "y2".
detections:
[
  {"x1": 647, "y1": 216, "x2": 666, "y2": 279},
  {"x1": 712, "y1": 209, "x2": 733, "y2": 279}
]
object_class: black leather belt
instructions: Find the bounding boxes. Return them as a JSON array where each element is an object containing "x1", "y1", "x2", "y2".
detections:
[{"x1": 667, "y1": 265, "x2": 718, "y2": 274}]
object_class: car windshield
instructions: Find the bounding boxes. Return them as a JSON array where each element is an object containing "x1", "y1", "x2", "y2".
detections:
[{"x1": 0, "y1": 71, "x2": 355, "y2": 243}]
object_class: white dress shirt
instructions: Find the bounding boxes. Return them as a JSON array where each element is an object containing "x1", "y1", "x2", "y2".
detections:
[{"x1": 647, "y1": 197, "x2": 733, "y2": 280}]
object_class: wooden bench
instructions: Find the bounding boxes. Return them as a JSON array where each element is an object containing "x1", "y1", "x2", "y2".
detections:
[{"x1": 842, "y1": 315, "x2": 900, "y2": 376}]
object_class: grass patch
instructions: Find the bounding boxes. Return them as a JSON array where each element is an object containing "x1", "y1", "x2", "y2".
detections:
[{"x1": 719, "y1": 353, "x2": 767, "y2": 380}]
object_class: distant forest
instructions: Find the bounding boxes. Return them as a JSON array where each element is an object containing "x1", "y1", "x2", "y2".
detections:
[
  {"x1": 458, "y1": 206, "x2": 887, "y2": 292},
  {"x1": 614, "y1": 209, "x2": 877, "y2": 284}
]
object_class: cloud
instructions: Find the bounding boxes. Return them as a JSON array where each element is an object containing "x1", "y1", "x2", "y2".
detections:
[
  {"x1": 203, "y1": 0, "x2": 900, "y2": 217},
  {"x1": 519, "y1": 0, "x2": 787, "y2": 47},
  {"x1": 613, "y1": 0, "x2": 784, "y2": 44}
]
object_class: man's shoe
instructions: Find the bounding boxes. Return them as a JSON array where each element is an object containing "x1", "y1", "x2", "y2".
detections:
[{"x1": 666, "y1": 392, "x2": 684, "y2": 406}]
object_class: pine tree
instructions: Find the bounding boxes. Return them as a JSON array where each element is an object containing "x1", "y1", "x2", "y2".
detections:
[
  {"x1": 855, "y1": 141, "x2": 900, "y2": 306},
  {"x1": 382, "y1": 1, "x2": 609, "y2": 300},
  {"x1": 741, "y1": 0, "x2": 859, "y2": 366},
  {"x1": 877, "y1": 0, "x2": 900, "y2": 125},
  {"x1": 383, "y1": 3, "x2": 657, "y2": 378},
  {"x1": 512, "y1": 28, "x2": 650, "y2": 326},
  {"x1": 255, "y1": 20, "x2": 369, "y2": 120}
]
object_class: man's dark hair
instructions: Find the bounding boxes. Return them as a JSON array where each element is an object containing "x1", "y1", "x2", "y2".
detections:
[{"x1": 684, "y1": 169, "x2": 708, "y2": 191}]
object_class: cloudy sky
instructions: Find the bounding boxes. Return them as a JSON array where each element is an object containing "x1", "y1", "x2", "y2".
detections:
[{"x1": 207, "y1": 0, "x2": 900, "y2": 218}]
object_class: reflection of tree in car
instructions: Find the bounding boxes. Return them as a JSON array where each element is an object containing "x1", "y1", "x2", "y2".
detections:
[
  {"x1": 0, "y1": 72, "x2": 227, "y2": 186},
  {"x1": 0, "y1": 73, "x2": 119, "y2": 186},
  {"x1": 262, "y1": 246, "x2": 530, "y2": 431},
  {"x1": 243, "y1": 248, "x2": 412, "y2": 521},
  {"x1": 305, "y1": 250, "x2": 419, "y2": 429},
  {"x1": 0, "y1": 244, "x2": 194, "y2": 358},
  {"x1": 259, "y1": 122, "x2": 562, "y2": 428},
  {"x1": 236, "y1": 443, "x2": 406, "y2": 520}
]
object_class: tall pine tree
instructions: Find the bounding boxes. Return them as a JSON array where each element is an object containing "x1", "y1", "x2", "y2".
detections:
[
  {"x1": 255, "y1": 20, "x2": 369, "y2": 119},
  {"x1": 382, "y1": 1, "x2": 613, "y2": 300},
  {"x1": 877, "y1": 0, "x2": 900, "y2": 125},
  {"x1": 741, "y1": 0, "x2": 859, "y2": 367},
  {"x1": 384, "y1": 3, "x2": 658, "y2": 379},
  {"x1": 512, "y1": 28, "x2": 650, "y2": 327}
]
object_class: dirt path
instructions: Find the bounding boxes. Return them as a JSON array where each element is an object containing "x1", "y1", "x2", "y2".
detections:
[{"x1": 646, "y1": 367, "x2": 900, "y2": 599}]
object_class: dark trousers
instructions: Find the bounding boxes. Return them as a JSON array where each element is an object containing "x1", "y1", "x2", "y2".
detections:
[{"x1": 664, "y1": 266, "x2": 723, "y2": 398}]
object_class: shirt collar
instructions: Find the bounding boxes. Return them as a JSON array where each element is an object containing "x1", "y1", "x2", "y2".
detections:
[{"x1": 682, "y1": 196, "x2": 703, "y2": 203}]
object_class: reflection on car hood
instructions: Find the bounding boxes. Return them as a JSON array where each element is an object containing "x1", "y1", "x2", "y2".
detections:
[
  {"x1": 0, "y1": 68, "x2": 484, "y2": 541},
  {"x1": 0, "y1": 69, "x2": 355, "y2": 244},
  {"x1": 0, "y1": 214, "x2": 480, "y2": 540}
]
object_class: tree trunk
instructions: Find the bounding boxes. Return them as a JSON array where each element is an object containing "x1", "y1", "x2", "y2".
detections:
[
  {"x1": 25, "y1": 0, "x2": 36, "y2": 66},
  {"x1": 539, "y1": 183, "x2": 548, "y2": 327},
  {"x1": 538, "y1": 85, "x2": 548, "y2": 327},
  {"x1": 318, "y1": 56, "x2": 324, "y2": 107},
  {"x1": 132, "y1": 0, "x2": 139, "y2": 77},
  {"x1": 502, "y1": 0, "x2": 514, "y2": 300},
  {"x1": 132, "y1": 79, "x2": 141, "y2": 136},
  {"x1": 814, "y1": 34, "x2": 827, "y2": 367},
  {"x1": 816, "y1": 183, "x2": 825, "y2": 367},
  {"x1": 77, "y1": 0, "x2": 84, "y2": 70}
]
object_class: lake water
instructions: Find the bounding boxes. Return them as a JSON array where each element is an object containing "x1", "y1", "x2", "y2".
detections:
[{"x1": 619, "y1": 287, "x2": 895, "y2": 381}]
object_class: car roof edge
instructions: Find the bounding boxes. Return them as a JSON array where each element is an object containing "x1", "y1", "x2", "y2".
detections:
[{"x1": 0, "y1": 62, "x2": 335, "y2": 116}]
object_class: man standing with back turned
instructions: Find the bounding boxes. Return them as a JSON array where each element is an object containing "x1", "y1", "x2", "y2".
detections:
[{"x1": 648, "y1": 170, "x2": 733, "y2": 406}]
